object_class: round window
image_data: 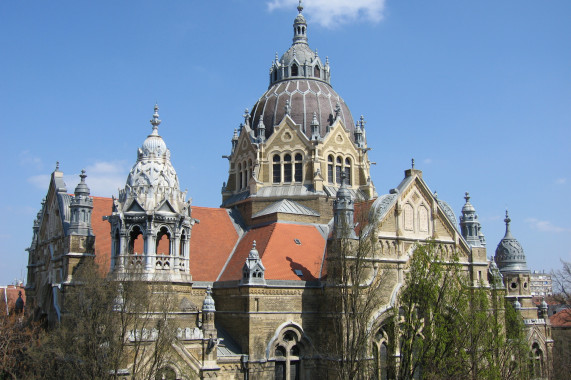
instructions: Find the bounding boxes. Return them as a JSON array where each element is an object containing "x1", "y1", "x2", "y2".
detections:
[{"x1": 510, "y1": 282, "x2": 517, "y2": 289}]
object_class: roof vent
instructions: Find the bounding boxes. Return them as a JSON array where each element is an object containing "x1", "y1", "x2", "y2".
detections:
[
  {"x1": 294, "y1": 239, "x2": 301, "y2": 245},
  {"x1": 294, "y1": 269, "x2": 303, "y2": 276}
]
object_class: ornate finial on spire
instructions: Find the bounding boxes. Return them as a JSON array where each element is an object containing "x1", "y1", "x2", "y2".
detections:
[
  {"x1": 248, "y1": 240, "x2": 260, "y2": 259},
  {"x1": 80, "y1": 169, "x2": 86, "y2": 182},
  {"x1": 326, "y1": 56, "x2": 329, "y2": 65},
  {"x1": 334, "y1": 102, "x2": 341, "y2": 120},
  {"x1": 434, "y1": 191, "x2": 438, "y2": 200},
  {"x1": 150, "y1": 103, "x2": 161, "y2": 134},
  {"x1": 55, "y1": 161, "x2": 60, "y2": 171},
  {"x1": 504, "y1": 209, "x2": 511, "y2": 224},
  {"x1": 359, "y1": 115, "x2": 366, "y2": 129},
  {"x1": 243, "y1": 108, "x2": 250, "y2": 126},
  {"x1": 464, "y1": 192, "x2": 470, "y2": 203},
  {"x1": 285, "y1": 99, "x2": 291, "y2": 116},
  {"x1": 275, "y1": 52, "x2": 279, "y2": 62},
  {"x1": 411, "y1": 158, "x2": 415, "y2": 169},
  {"x1": 297, "y1": 0, "x2": 303, "y2": 13}
]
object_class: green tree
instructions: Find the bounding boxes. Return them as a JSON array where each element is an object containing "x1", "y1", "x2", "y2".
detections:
[
  {"x1": 26, "y1": 260, "x2": 179, "y2": 380},
  {"x1": 397, "y1": 242, "x2": 529, "y2": 380}
]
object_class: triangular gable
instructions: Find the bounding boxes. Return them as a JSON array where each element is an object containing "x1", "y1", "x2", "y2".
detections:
[
  {"x1": 157, "y1": 200, "x2": 176, "y2": 213},
  {"x1": 264, "y1": 115, "x2": 312, "y2": 149},
  {"x1": 126, "y1": 199, "x2": 145, "y2": 213}
]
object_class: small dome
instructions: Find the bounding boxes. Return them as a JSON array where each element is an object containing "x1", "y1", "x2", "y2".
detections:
[
  {"x1": 494, "y1": 210, "x2": 529, "y2": 274},
  {"x1": 280, "y1": 43, "x2": 316, "y2": 68}
]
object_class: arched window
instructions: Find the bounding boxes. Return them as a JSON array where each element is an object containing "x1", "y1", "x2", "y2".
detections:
[
  {"x1": 156, "y1": 226, "x2": 171, "y2": 256},
  {"x1": 336, "y1": 156, "x2": 342, "y2": 185},
  {"x1": 530, "y1": 342, "x2": 543, "y2": 378},
  {"x1": 328, "y1": 155, "x2": 334, "y2": 184},
  {"x1": 129, "y1": 226, "x2": 144, "y2": 255},
  {"x1": 294, "y1": 153, "x2": 303, "y2": 183},
  {"x1": 284, "y1": 154, "x2": 292, "y2": 182},
  {"x1": 314, "y1": 65, "x2": 320, "y2": 78},
  {"x1": 291, "y1": 63, "x2": 299, "y2": 77},
  {"x1": 273, "y1": 155, "x2": 281, "y2": 184},
  {"x1": 344, "y1": 158, "x2": 352, "y2": 185},
  {"x1": 237, "y1": 163, "x2": 242, "y2": 190},
  {"x1": 248, "y1": 159, "x2": 253, "y2": 184},
  {"x1": 273, "y1": 70, "x2": 277, "y2": 82},
  {"x1": 273, "y1": 328, "x2": 303, "y2": 380}
]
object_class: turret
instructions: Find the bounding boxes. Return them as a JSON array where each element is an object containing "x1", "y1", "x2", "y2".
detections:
[
  {"x1": 69, "y1": 170, "x2": 94, "y2": 236},
  {"x1": 333, "y1": 173, "x2": 357, "y2": 239},
  {"x1": 240, "y1": 241, "x2": 266, "y2": 286},
  {"x1": 460, "y1": 192, "x2": 485, "y2": 247}
]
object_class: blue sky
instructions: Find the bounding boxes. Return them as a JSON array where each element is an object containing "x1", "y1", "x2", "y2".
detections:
[{"x1": 1, "y1": 0, "x2": 570, "y2": 285}]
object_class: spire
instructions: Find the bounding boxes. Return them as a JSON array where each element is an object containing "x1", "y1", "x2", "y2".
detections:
[
  {"x1": 150, "y1": 103, "x2": 161, "y2": 136},
  {"x1": 504, "y1": 209, "x2": 513, "y2": 238},
  {"x1": 310, "y1": 111, "x2": 320, "y2": 140},
  {"x1": 257, "y1": 117, "x2": 266, "y2": 143}
]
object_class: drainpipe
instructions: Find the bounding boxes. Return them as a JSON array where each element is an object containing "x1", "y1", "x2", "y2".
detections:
[{"x1": 241, "y1": 354, "x2": 249, "y2": 380}]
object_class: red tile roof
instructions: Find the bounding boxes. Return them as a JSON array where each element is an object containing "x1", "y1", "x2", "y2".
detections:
[
  {"x1": 0, "y1": 285, "x2": 26, "y2": 315},
  {"x1": 189, "y1": 207, "x2": 240, "y2": 281},
  {"x1": 550, "y1": 308, "x2": 571, "y2": 328},
  {"x1": 219, "y1": 223, "x2": 327, "y2": 282}
]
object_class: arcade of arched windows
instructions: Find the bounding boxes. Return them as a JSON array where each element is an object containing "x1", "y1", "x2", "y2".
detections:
[
  {"x1": 272, "y1": 152, "x2": 304, "y2": 185},
  {"x1": 112, "y1": 224, "x2": 189, "y2": 272},
  {"x1": 327, "y1": 154, "x2": 353, "y2": 186},
  {"x1": 236, "y1": 158, "x2": 254, "y2": 191},
  {"x1": 530, "y1": 342, "x2": 544, "y2": 378}
]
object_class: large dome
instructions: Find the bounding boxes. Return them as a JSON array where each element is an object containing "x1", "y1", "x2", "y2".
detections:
[
  {"x1": 251, "y1": 79, "x2": 354, "y2": 140},
  {"x1": 250, "y1": 2, "x2": 356, "y2": 141}
]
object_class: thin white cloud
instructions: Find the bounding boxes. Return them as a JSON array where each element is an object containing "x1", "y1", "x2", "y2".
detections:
[
  {"x1": 423, "y1": 158, "x2": 432, "y2": 165},
  {"x1": 555, "y1": 178, "x2": 566, "y2": 185},
  {"x1": 19, "y1": 150, "x2": 43, "y2": 170},
  {"x1": 525, "y1": 218, "x2": 570, "y2": 233},
  {"x1": 27, "y1": 161, "x2": 129, "y2": 198},
  {"x1": 267, "y1": 0, "x2": 386, "y2": 28}
]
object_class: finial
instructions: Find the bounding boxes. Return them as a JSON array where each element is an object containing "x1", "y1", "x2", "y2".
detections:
[
  {"x1": 504, "y1": 209, "x2": 510, "y2": 224},
  {"x1": 311, "y1": 112, "x2": 319, "y2": 125},
  {"x1": 80, "y1": 169, "x2": 87, "y2": 182},
  {"x1": 464, "y1": 192, "x2": 470, "y2": 203},
  {"x1": 340, "y1": 171, "x2": 347, "y2": 187},
  {"x1": 252, "y1": 240, "x2": 257, "y2": 249},
  {"x1": 243, "y1": 109, "x2": 250, "y2": 126},
  {"x1": 411, "y1": 158, "x2": 415, "y2": 169},
  {"x1": 297, "y1": 0, "x2": 303, "y2": 13},
  {"x1": 285, "y1": 99, "x2": 291, "y2": 116},
  {"x1": 55, "y1": 161, "x2": 60, "y2": 171},
  {"x1": 315, "y1": 48, "x2": 318, "y2": 58},
  {"x1": 275, "y1": 52, "x2": 279, "y2": 62},
  {"x1": 434, "y1": 191, "x2": 438, "y2": 200},
  {"x1": 334, "y1": 102, "x2": 341, "y2": 120},
  {"x1": 206, "y1": 285, "x2": 212, "y2": 298},
  {"x1": 150, "y1": 103, "x2": 161, "y2": 134},
  {"x1": 359, "y1": 115, "x2": 366, "y2": 129},
  {"x1": 233, "y1": 128, "x2": 238, "y2": 139},
  {"x1": 326, "y1": 56, "x2": 329, "y2": 65}
]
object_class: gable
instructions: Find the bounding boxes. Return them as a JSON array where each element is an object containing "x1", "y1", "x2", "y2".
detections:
[
  {"x1": 126, "y1": 199, "x2": 145, "y2": 212},
  {"x1": 157, "y1": 200, "x2": 176, "y2": 213}
]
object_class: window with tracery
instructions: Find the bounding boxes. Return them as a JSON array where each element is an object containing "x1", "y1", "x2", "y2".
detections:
[
  {"x1": 328, "y1": 155, "x2": 334, "y2": 183},
  {"x1": 294, "y1": 154, "x2": 303, "y2": 183},
  {"x1": 273, "y1": 153, "x2": 303, "y2": 184},
  {"x1": 291, "y1": 64, "x2": 299, "y2": 76},
  {"x1": 273, "y1": 328, "x2": 303, "y2": 380},
  {"x1": 284, "y1": 154, "x2": 292, "y2": 182}
]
